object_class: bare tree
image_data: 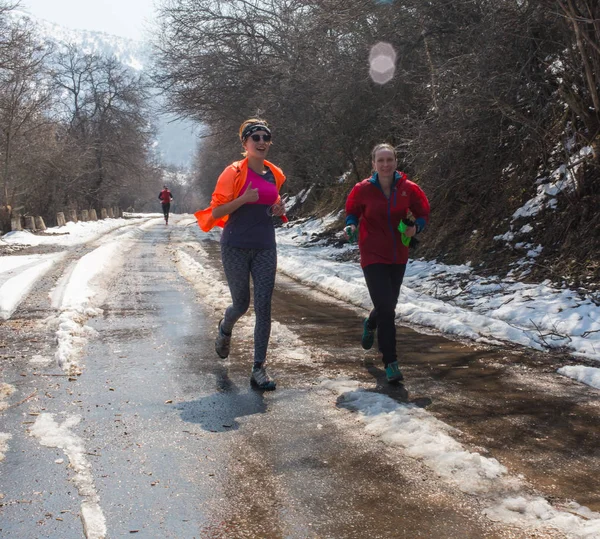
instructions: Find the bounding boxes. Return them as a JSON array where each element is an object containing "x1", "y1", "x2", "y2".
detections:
[
  {"x1": 550, "y1": 0, "x2": 600, "y2": 159},
  {"x1": 51, "y1": 46, "x2": 155, "y2": 209},
  {"x1": 153, "y1": 0, "x2": 425, "y2": 193},
  {"x1": 0, "y1": 15, "x2": 54, "y2": 229}
]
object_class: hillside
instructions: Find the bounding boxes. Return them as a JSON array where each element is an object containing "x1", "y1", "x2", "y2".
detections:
[{"x1": 416, "y1": 146, "x2": 600, "y2": 292}]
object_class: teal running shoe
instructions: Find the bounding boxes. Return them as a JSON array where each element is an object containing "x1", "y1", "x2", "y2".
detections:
[
  {"x1": 385, "y1": 361, "x2": 404, "y2": 383},
  {"x1": 361, "y1": 318, "x2": 375, "y2": 350}
]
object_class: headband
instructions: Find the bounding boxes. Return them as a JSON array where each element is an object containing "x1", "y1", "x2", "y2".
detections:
[{"x1": 241, "y1": 123, "x2": 271, "y2": 141}]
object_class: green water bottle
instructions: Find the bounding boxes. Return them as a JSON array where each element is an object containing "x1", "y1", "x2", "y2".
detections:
[
  {"x1": 344, "y1": 225, "x2": 358, "y2": 244},
  {"x1": 398, "y1": 218, "x2": 415, "y2": 247}
]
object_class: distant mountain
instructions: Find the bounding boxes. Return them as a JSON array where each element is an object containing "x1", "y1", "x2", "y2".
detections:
[
  {"x1": 13, "y1": 10, "x2": 199, "y2": 169},
  {"x1": 13, "y1": 10, "x2": 149, "y2": 70}
]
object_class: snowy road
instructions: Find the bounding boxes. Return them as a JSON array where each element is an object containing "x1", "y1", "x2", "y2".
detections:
[{"x1": 1, "y1": 217, "x2": 599, "y2": 538}]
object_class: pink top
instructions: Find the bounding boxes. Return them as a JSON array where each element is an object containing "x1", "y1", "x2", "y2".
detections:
[{"x1": 239, "y1": 167, "x2": 279, "y2": 205}]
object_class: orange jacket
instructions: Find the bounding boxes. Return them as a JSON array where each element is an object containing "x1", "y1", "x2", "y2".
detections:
[{"x1": 195, "y1": 158, "x2": 286, "y2": 232}]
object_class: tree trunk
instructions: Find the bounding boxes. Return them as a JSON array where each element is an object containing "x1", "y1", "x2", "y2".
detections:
[{"x1": 2, "y1": 131, "x2": 11, "y2": 208}]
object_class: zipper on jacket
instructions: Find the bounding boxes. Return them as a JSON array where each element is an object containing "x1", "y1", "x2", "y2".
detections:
[
  {"x1": 374, "y1": 175, "x2": 398, "y2": 264},
  {"x1": 388, "y1": 189, "x2": 397, "y2": 263}
]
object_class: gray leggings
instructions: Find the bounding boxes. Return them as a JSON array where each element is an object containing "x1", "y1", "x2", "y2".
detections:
[{"x1": 220, "y1": 244, "x2": 277, "y2": 364}]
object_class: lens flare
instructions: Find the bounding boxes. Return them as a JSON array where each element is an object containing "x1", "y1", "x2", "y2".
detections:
[{"x1": 369, "y1": 42, "x2": 396, "y2": 85}]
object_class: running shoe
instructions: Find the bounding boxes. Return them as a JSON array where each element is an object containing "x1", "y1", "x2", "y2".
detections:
[
  {"x1": 215, "y1": 319, "x2": 231, "y2": 359},
  {"x1": 385, "y1": 361, "x2": 404, "y2": 383},
  {"x1": 361, "y1": 318, "x2": 375, "y2": 350},
  {"x1": 250, "y1": 365, "x2": 276, "y2": 390}
]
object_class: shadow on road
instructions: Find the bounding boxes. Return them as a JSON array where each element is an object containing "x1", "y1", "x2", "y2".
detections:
[
  {"x1": 176, "y1": 363, "x2": 268, "y2": 432},
  {"x1": 363, "y1": 360, "x2": 433, "y2": 408}
]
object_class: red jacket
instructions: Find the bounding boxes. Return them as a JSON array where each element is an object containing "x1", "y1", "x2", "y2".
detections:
[
  {"x1": 345, "y1": 171, "x2": 430, "y2": 267},
  {"x1": 159, "y1": 189, "x2": 173, "y2": 204}
]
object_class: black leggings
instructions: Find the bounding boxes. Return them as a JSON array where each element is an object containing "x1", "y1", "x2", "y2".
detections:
[
  {"x1": 162, "y1": 203, "x2": 170, "y2": 220},
  {"x1": 362, "y1": 263, "x2": 406, "y2": 366},
  {"x1": 220, "y1": 244, "x2": 277, "y2": 364}
]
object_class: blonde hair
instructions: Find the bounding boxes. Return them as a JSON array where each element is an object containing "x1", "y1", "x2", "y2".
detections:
[{"x1": 371, "y1": 143, "x2": 396, "y2": 161}]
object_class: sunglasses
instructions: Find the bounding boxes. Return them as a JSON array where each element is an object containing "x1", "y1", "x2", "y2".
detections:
[{"x1": 249, "y1": 133, "x2": 272, "y2": 142}]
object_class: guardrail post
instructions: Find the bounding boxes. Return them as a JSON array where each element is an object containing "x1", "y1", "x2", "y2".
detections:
[
  {"x1": 24, "y1": 216, "x2": 36, "y2": 231},
  {"x1": 35, "y1": 216, "x2": 46, "y2": 231},
  {"x1": 11, "y1": 213, "x2": 22, "y2": 231}
]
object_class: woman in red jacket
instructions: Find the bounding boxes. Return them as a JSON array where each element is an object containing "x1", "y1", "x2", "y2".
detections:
[
  {"x1": 158, "y1": 186, "x2": 173, "y2": 224},
  {"x1": 345, "y1": 143, "x2": 430, "y2": 383}
]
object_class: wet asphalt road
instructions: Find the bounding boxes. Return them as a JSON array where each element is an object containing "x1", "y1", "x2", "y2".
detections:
[{"x1": 1, "y1": 218, "x2": 599, "y2": 538}]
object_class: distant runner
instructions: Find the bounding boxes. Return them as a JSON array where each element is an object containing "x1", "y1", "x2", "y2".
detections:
[
  {"x1": 344, "y1": 143, "x2": 430, "y2": 383},
  {"x1": 158, "y1": 186, "x2": 173, "y2": 224}
]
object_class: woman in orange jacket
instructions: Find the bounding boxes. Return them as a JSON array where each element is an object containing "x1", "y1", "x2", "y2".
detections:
[{"x1": 195, "y1": 118, "x2": 286, "y2": 390}]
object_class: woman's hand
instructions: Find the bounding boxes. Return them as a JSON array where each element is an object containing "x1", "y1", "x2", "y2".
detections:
[
  {"x1": 211, "y1": 182, "x2": 258, "y2": 219},
  {"x1": 270, "y1": 200, "x2": 286, "y2": 217},
  {"x1": 403, "y1": 225, "x2": 417, "y2": 237},
  {"x1": 344, "y1": 224, "x2": 357, "y2": 243},
  {"x1": 241, "y1": 182, "x2": 259, "y2": 203}
]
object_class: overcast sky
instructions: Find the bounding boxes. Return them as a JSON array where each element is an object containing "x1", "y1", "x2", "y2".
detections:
[{"x1": 21, "y1": 0, "x2": 158, "y2": 41}]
